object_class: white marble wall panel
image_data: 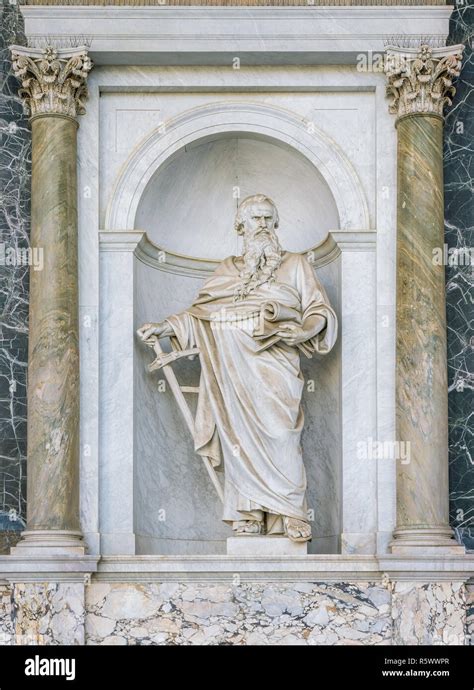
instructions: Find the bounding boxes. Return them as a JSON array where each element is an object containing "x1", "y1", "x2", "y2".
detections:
[
  {"x1": 78, "y1": 77, "x2": 101, "y2": 555},
  {"x1": 301, "y1": 259, "x2": 341, "y2": 554},
  {"x1": 374, "y1": 83, "x2": 397, "y2": 554},
  {"x1": 338, "y1": 233, "x2": 377, "y2": 554},
  {"x1": 99, "y1": 234, "x2": 142, "y2": 555}
]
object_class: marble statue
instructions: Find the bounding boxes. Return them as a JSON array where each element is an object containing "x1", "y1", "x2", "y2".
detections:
[{"x1": 137, "y1": 195, "x2": 337, "y2": 542}]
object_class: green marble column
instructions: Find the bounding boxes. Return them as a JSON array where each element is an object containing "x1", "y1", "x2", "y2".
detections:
[
  {"x1": 386, "y1": 44, "x2": 464, "y2": 554},
  {"x1": 9, "y1": 46, "x2": 92, "y2": 554}
]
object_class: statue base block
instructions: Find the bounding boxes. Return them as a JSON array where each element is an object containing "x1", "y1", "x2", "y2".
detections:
[{"x1": 227, "y1": 536, "x2": 308, "y2": 556}]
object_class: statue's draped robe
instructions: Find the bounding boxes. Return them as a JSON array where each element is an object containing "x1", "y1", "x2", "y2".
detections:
[{"x1": 166, "y1": 251, "x2": 337, "y2": 529}]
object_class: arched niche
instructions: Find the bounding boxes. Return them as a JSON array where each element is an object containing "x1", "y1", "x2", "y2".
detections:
[
  {"x1": 130, "y1": 124, "x2": 343, "y2": 555},
  {"x1": 134, "y1": 133, "x2": 340, "y2": 259},
  {"x1": 105, "y1": 101, "x2": 369, "y2": 233}
]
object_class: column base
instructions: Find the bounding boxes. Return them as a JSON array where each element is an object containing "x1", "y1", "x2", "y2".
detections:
[
  {"x1": 389, "y1": 526, "x2": 465, "y2": 555},
  {"x1": 10, "y1": 530, "x2": 86, "y2": 556}
]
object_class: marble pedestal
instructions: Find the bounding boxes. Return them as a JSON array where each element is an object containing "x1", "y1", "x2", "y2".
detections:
[
  {"x1": 1, "y1": 554, "x2": 473, "y2": 646},
  {"x1": 227, "y1": 537, "x2": 308, "y2": 556}
]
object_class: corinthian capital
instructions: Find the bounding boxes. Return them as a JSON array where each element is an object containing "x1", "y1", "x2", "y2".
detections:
[
  {"x1": 385, "y1": 44, "x2": 464, "y2": 121},
  {"x1": 10, "y1": 45, "x2": 93, "y2": 119}
]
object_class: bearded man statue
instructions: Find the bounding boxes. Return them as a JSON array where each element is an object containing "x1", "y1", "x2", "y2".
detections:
[{"x1": 137, "y1": 194, "x2": 337, "y2": 542}]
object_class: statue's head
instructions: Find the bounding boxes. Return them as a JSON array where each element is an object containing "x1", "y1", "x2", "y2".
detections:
[
  {"x1": 234, "y1": 194, "x2": 279, "y2": 238},
  {"x1": 233, "y1": 195, "x2": 282, "y2": 301}
]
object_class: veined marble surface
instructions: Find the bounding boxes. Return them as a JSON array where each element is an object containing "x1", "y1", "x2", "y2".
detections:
[
  {"x1": 467, "y1": 584, "x2": 474, "y2": 646},
  {"x1": 445, "y1": 6, "x2": 474, "y2": 552},
  {"x1": 392, "y1": 581, "x2": 466, "y2": 645},
  {"x1": 85, "y1": 580, "x2": 472, "y2": 645},
  {"x1": 0, "y1": 584, "x2": 14, "y2": 645},
  {"x1": 0, "y1": 0, "x2": 29, "y2": 549},
  {"x1": 0, "y1": 578, "x2": 470, "y2": 646},
  {"x1": 86, "y1": 581, "x2": 392, "y2": 645},
  {"x1": 10, "y1": 583, "x2": 85, "y2": 645}
]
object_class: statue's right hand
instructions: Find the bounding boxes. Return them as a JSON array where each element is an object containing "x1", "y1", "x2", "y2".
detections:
[{"x1": 136, "y1": 322, "x2": 167, "y2": 342}]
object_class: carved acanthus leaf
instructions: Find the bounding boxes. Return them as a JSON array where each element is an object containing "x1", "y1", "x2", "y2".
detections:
[
  {"x1": 385, "y1": 44, "x2": 463, "y2": 120},
  {"x1": 10, "y1": 45, "x2": 92, "y2": 119}
]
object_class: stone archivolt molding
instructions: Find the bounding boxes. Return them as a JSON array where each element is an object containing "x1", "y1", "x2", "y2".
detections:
[
  {"x1": 10, "y1": 45, "x2": 92, "y2": 119},
  {"x1": 106, "y1": 102, "x2": 369, "y2": 232},
  {"x1": 385, "y1": 44, "x2": 464, "y2": 121}
]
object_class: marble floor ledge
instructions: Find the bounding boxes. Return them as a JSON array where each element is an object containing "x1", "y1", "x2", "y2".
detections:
[
  {"x1": 96, "y1": 554, "x2": 474, "y2": 584},
  {"x1": 0, "y1": 554, "x2": 473, "y2": 584},
  {"x1": 0, "y1": 555, "x2": 100, "y2": 584}
]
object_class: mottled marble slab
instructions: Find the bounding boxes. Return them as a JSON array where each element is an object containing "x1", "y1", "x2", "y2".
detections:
[
  {"x1": 86, "y1": 581, "x2": 392, "y2": 645},
  {"x1": 392, "y1": 581, "x2": 466, "y2": 645}
]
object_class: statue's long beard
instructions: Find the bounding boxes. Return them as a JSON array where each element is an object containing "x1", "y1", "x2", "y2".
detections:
[{"x1": 234, "y1": 230, "x2": 282, "y2": 301}]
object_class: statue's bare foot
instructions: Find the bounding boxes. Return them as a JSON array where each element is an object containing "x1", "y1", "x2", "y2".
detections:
[
  {"x1": 234, "y1": 520, "x2": 264, "y2": 536},
  {"x1": 283, "y1": 516, "x2": 312, "y2": 543}
]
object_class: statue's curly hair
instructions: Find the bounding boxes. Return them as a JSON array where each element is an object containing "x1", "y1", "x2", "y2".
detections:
[{"x1": 234, "y1": 194, "x2": 280, "y2": 235}]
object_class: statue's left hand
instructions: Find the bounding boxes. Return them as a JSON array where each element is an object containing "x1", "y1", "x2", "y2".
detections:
[
  {"x1": 277, "y1": 315, "x2": 326, "y2": 346},
  {"x1": 276, "y1": 324, "x2": 308, "y2": 347}
]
